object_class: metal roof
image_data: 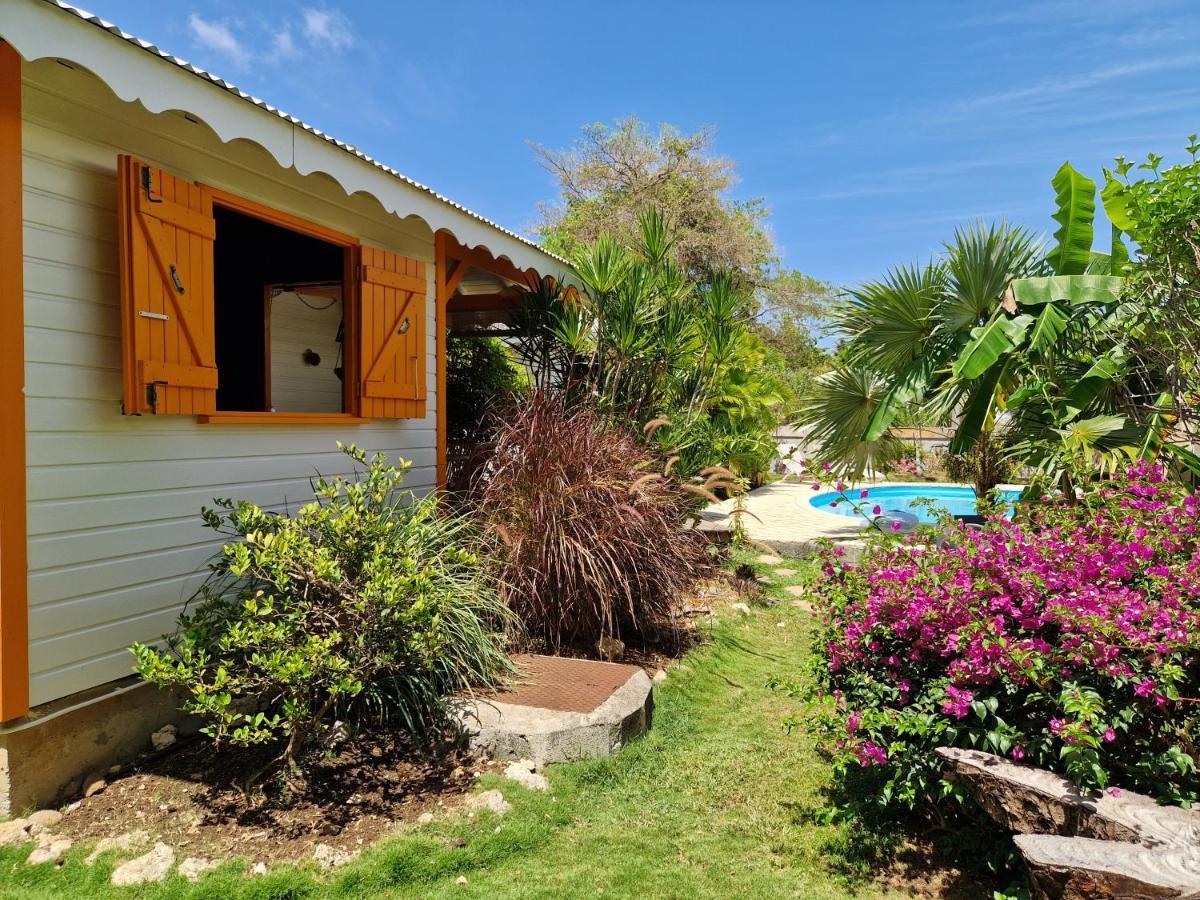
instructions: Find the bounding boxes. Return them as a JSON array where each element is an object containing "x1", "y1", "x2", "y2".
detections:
[{"x1": 38, "y1": 0, "x2": 568, "y2": 267}]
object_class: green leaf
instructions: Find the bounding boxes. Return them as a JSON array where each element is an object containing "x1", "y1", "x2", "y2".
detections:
[
  {"x1": 862, "y1": 354, "x2": 939, "y2": 443},
  {"x1": 949, "y1": 363, "x2": 1005, "y2": 454},
  {"x1": 1027, "y1": 302, "x2": 1069, "y2": 355},
  {"x1": 1057, "y1": 414, "x2": 1127, "y2": 445},
  {"x1": 1101, "y1": 173, "x2": 1134, "y2": 233},
  {"x1": 953, "y1": 314, "x2": 1033, "y2": 380},
  {"x1": 1110, "y1": 225, "x2": 1130, "y2": 272},
  {"x1": 1059, "y1": 347, "x2": 1127, "y2": 421},
  {"x1": 1045, "y1": 162, "x2": 1096, "y2": 275},
  {"x1": 1009, "y1": 275, "x2": 1122, "y2": 307}
]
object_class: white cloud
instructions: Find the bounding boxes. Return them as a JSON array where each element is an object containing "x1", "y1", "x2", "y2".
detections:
[
  {"x1": 187, "y1": 13, "x2": 249, "y2": 68},
  {"x1": 301, "y1": 8, "x2": 354, "y2": 51},
  {"x1": 272, "y1": 27, "x2": 299, "y2": 60}
]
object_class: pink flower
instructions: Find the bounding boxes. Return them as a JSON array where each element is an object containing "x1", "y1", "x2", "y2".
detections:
[
  {"x1": 1103, "y1": 727, "x2": 1116, "y2": 743},
  {"x1": 890, "y1": 521, "x2": 902, "y2": 532},
  {"x1": 1010, "y1": 746, "x2": 1026, "y2": 761},
  {"x1": 856, "y1": 741, "x2": 887, "y2": 767},
  {"x1": 860, "y1": 490, "x2": 870, "y2": 499},
  {"x1": 941, "y1": 685, "x2": 973, "y2": 719},
  {"x1": 1134, "y1": 679, "x2": 1156, "y2": 698},
  {"x1": 846, "y1": 711, "x2": 862, "y2": 733},
  {"x1": 872, "y1": 505, "x2": 881, "y2": 515}
]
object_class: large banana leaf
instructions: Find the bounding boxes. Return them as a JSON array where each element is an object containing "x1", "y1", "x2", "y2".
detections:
[
  {"x1": 1101, "y1": 173, "x2": 1135, "y2": 234},
  {"x1": 948, "y1": 363, "x2": 1006, "y2": 454},
  {"x1": 1009, "y1": 275, "x2": 1122, "y2": 306},
  {"x1": 1058, "y1": 347, "x2": 1127, "y2": 422},
  {"x1": 1045, "y1": 162, "x2": 1096, "y2": 276},
  {"x1": 1027, "y1": 301, "x2": 1069, "y2": 355},
  {"x1": 953, "y1": 313, "x2": 1033, "y2": 380}
]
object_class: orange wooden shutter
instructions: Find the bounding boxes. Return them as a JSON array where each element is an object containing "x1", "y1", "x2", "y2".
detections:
[
  {"x1": 358, "y1": 246, "x2": 427, "y2": 418},
  {"x1": 117, "y1": 156, "x2": 218, "y2": 415}
]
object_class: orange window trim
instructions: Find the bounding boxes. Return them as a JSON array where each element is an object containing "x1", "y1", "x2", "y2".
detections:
[
  {"x1": 200, "y1": 185, "x2": 363, "y2": 418},
  {"x1": 0, "y1": 42, "x2": 29, "y2": 720},
  {"x1": 197, "y1": 412, "x2": 370, "y2": 425}
]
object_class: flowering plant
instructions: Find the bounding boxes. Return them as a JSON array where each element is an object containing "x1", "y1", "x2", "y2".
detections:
[{"x1": 798, "y1": 460, "x2": 1200, "y2": 815}]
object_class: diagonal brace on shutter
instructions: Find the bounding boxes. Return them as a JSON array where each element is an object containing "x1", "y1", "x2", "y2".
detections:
[
  {"x1": 362, "y1": 289, "x2": 419, "y2": 395},
  {"x1": 134, "y1": 208, "x2": 211, "y2": 366}
]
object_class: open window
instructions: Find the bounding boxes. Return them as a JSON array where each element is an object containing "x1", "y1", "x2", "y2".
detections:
[{"x1": 117, "y1": 156, "x2": 427, "y2": 422}]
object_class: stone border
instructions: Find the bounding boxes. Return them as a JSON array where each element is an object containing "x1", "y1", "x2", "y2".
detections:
[{"x1": 452, "y1": 669, "x2": 653, "y2": 769}]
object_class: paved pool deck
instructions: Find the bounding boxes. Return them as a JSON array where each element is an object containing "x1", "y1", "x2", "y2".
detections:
[
  {"x1": 699, "y1": 480, "x2": 873, "y2": 558},
  {"x1": 698, "y1": 479, "x2": 1019, "y2": 559}
]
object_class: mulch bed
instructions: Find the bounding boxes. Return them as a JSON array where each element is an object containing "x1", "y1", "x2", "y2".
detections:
[{"x1": 56, "y1": 731, "x2": 497, "y2": 865}]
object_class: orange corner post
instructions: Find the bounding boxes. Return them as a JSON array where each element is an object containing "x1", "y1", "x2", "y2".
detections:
[{"x1": 0, "y1": 42, "x2": 29, "y2": 721}]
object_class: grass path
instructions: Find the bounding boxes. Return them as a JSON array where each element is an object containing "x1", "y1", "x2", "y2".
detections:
[{"x1": 0, "y1": 556, "x2": 916, "y2": 899}]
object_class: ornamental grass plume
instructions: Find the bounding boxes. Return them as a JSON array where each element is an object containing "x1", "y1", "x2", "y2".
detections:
[{"x1": 470, "y1": 390, "x2": 712, "y2": 653}]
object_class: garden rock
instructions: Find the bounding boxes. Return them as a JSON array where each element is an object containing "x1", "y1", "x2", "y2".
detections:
[
  {"x1": 597, "y1": 636, "x2": 625, "y2": 660},
  {"x1": 111, "y1": 842, "x2": 175, "y2": 886},
  {"x1": 465, "y1": 789, "x2": 510, "y2": 816},
  {"x1": 82, "y1": 771, "x2": 107, "y2": 798},
  {"x1": 755, "y1": 553, "x2": 783, "y2": 565},
  {"x1": 178, "y1": 856, "x2": 218, "y2": 882},
  {"x1": 936, "y1": 747, "x2": 1082, "y2": 835},
  {"x1": 84, "y1": 829, "x2": 150, "y2": 865},
  {"x1": 250, "y1": 861, "x2": 268, "y2": 876},
  {"x1": 417, "y1": 812, "x2": 434, "y2": 825},
  {"x1": 503, "y1": 760, "x2": 549, "y2": 792},
  {"x1": 774, "y1": 568, "x2": 797, "y2": 577},
  {"x1": 26, "y1": 810, "x2": 62, "y2": 831},
  {"x1": 27, "y1": 837, "x2": 71, "y2": 865},
  {"x1": 313, "y1": 843, "x2": 357, "y2": 870},
  {"x1": 652, "y1": 669, "x2": 668, "y2": 684},
  {"x1": 937, "y1": 747, "x2": 1200, "y2": 849},
  {"x1": 731, "y1": 602, "x2": 752, "y2": 615},
  {"x1": 0, "y1": 819, "x2": 30, "y2": 846},
  {"x1": 150, "y1": 724, "x2": 177, "y2": 751},
  {"x1": 1015, "y1": 833, "x2": 1200, "y2": 900}
]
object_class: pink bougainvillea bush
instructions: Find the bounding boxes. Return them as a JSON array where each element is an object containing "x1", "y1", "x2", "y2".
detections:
[{"x1": 803, "y1": 460, "x2": 1200, "y2": 815}]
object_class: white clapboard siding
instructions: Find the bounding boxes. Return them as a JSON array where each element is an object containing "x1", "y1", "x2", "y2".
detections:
[{"x1": 22, "y1": 59, "x2": 439, "y2": 708}]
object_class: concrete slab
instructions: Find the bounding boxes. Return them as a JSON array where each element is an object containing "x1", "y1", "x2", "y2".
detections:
[{"x1": 453, "y1": 655, "x2": 653, "y2": 769}]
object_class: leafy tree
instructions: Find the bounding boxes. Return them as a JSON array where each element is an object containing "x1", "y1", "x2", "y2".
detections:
[
  {"x1": 533, "y1": 116, "x2": 774, "y2": 281},
  {"x1": 1110, "y1": 138, "x2": 1200, "y2": 454},
  {"x1": 533, "y1": 116, "x2": 834, "y2": 401}
]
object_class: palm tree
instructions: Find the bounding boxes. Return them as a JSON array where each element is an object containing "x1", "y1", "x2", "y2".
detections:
[{"x1": 799, "y1": 221, "x2": 1044, "y2": 494}]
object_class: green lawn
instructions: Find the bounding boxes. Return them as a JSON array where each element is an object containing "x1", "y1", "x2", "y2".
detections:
[{"x1": 0, "y1": 555, "x2": 934, "y2": 900}]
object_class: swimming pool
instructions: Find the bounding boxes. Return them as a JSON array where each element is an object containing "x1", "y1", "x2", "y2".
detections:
[{"x1": 809, "y1": 484, "x2": 1021, "y2": 524}]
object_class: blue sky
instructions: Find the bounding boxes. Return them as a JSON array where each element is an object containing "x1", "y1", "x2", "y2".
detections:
[{"x1": 79, "y1": 0, "x2": 1200, "y2": 288}]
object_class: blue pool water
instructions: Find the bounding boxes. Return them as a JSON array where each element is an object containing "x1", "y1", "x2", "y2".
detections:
[{"x1": 810, "y1": 484, "x2": 1021, "y2": 524}]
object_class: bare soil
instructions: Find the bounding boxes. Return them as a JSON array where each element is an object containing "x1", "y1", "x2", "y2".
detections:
[{"x1": 56, "y1": 731, "x2": 499, "y2": 864}]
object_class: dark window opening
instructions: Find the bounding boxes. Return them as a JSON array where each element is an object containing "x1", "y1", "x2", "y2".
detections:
[{"x1": 213, "y1": 206, "x2": 346, "y2": 412}]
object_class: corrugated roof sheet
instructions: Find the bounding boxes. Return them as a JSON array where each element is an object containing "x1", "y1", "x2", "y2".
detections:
[{"x1": 41, "y1": 0, "x2": 568, "y2": 266}]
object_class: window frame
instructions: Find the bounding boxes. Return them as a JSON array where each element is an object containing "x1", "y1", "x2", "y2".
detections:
[{"x1": 196, "y1": 184, "x2": 365, "y2": 425}]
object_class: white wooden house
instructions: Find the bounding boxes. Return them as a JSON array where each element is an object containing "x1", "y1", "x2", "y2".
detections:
[{"x1": 0, "y1": 0, "x2": 570, "y2": 812}]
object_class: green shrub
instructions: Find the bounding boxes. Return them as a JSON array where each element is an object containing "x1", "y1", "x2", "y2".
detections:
[
  {"x1": 445, "y1": 336, "x2": 525, "y2": 493},
  {"x1": 132, "y1": 444, "x2": 513, "y2": 783}
]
